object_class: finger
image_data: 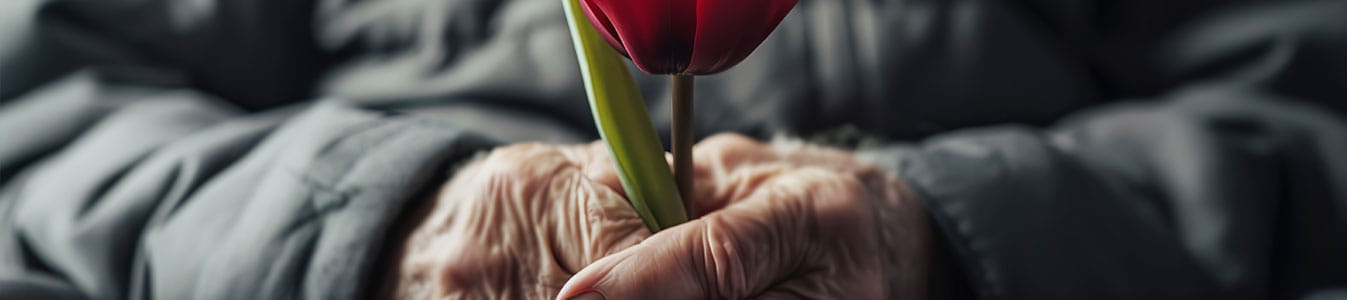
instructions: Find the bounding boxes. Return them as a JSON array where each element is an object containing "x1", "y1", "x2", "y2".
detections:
[
  {"x1": 573, "y1": 134, "x2": 760, "y2": 218},
  {"x1": 486, "y1": 142, "x2": 648, "y2": 265},
  {"x1": 548, "y1": 157, "x2": 650, "y2": 274},
  {"x1": 690, "y1": 133, "x2": 887, "y2": 217},
  {"x1": 554, "y1": 213, "x2": 789, "y2": 300},
  {"x1": 694, "y1": 133, "x2": 778, "y2": 178},
  {"x1": 772, "y1": 141, "x2": 873, "y2": 172},
  {"x1": 559, "y1": 141, "x2": 627, "y2": 195},
  {"x1": 393, "y1": 143, "x2": 576, "y2": 298},
  {"x1": 687, "y1": 133, "x2": 778, "y2": 216},
  {"x1": 557, "y1": 167, "x2": 882, "y2": 300},
  {"x1": 409, "y1": 143, "x2": 651, "y2": 298}
]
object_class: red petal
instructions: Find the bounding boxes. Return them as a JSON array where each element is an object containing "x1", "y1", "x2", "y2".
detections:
[
  {"x1": 685, "y1": 0, "x2": 797, "y2": 75},
  {"x1": 579, "y1": 0, "x2": 628, "y2": 58},
  {"x1": 583, "y1": 0, "x2": 697, "y2": 74}
]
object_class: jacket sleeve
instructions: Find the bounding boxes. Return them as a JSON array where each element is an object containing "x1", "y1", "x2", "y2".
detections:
[
  {"x1": 862, "y1": 85, "x2": 1347, "y2": 299},
  {"x1": 0, "y1": 72, "x2": 566, "y2": 299}
]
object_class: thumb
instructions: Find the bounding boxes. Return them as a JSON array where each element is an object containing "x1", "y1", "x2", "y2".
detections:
[{"x1": 555, "y1": 173, "x2": 827, "y2": 300}]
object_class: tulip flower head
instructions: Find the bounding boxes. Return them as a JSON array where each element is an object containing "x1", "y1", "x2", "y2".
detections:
[
  {"x1": 579, "y1": 0, "x2": 798, "y2": 75},
  {"x1": 562, "y1": 0, "x2": 796, "y2": 232}
]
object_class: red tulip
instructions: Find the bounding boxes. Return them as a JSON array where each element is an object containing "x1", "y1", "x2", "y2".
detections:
[{"x1": 579, "y1": 0, "x2": 798, "y2": 75}]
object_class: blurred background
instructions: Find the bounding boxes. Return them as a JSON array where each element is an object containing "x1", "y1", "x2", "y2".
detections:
[{"x1": 5, "y1": 0, "x2": 1343, "y2": 143}]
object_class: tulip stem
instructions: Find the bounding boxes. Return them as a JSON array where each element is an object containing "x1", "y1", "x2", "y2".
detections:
[
  {"x1": 562, "y1": 0, "x2": 687, "y2": 232},
  {"x1": 671, "y1": 74, "x2": 694, "y2": 215}
]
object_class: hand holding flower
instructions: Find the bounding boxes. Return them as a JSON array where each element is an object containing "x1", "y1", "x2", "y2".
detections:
[
  {"x1": 378, "y1": 135, "x2": 931, "y2": 299},
  {"x1": 563, "y1": 0, "x2": 800, "y2": 231}
]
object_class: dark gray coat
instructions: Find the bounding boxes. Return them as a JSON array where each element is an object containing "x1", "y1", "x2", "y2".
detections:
[{"x1": 2, "y1": 0, "x2": 1345, "y2": 298}]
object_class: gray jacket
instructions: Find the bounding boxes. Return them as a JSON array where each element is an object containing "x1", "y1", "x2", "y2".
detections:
[{"x1": 2, "y1": 0, "x2": 1345, "y2": 298}]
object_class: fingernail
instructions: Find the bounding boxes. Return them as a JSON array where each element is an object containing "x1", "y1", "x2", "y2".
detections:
[{"x1": 569, "y1": 291, "x2": 605, "y2": 300}]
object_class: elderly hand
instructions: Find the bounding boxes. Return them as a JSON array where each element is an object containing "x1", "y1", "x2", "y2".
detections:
[
  {"x1": 380, "y1": 134, "x2": 930, "y2": 299},
  {"x1": 378, "y1": 141, "x2": 648, "y2": 299}
]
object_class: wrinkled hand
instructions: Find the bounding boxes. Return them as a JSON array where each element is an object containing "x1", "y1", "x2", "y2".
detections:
[
  {"x1": 379, "y1": 141, "x2": 647, "y2": 299},
  {"x1": 557, "y1": 134, "x2": 930, "y2": 299},
  {"x1": 380, "y1": 134, "x2": 929, "y2": 299}
]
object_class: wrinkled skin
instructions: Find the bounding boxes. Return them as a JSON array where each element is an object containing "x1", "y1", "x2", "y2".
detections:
[{"x1": 380, "y1": 134, "x2": 929, "y2": 299}]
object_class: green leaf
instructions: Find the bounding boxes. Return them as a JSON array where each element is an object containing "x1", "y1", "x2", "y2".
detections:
[{"x1": 561, "y1": 0, "x2": 688, "y2": 232}]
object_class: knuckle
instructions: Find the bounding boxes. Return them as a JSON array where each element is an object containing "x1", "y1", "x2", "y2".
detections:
[
  {"x1": 698, "y1": 217, "x2": 750, "y2": 298},
  {"x1": 695, "y1": 133, "x2": 775, "y2": 173},
  {"x1": 482, "y1": 143, "x2": 550, "y2": 167},
  {"x1": 478, "y1": 143, "x2": 572, "y2": 186},
  {"x1": 699, "y1": 133, "x2": 763, "y2": 152},
  {"x1": 772, "y1": 168, "x2": 873, "y2": 227},
  {"x1": 449, "y1": 143, "x2": 580, "y2": 220}
]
